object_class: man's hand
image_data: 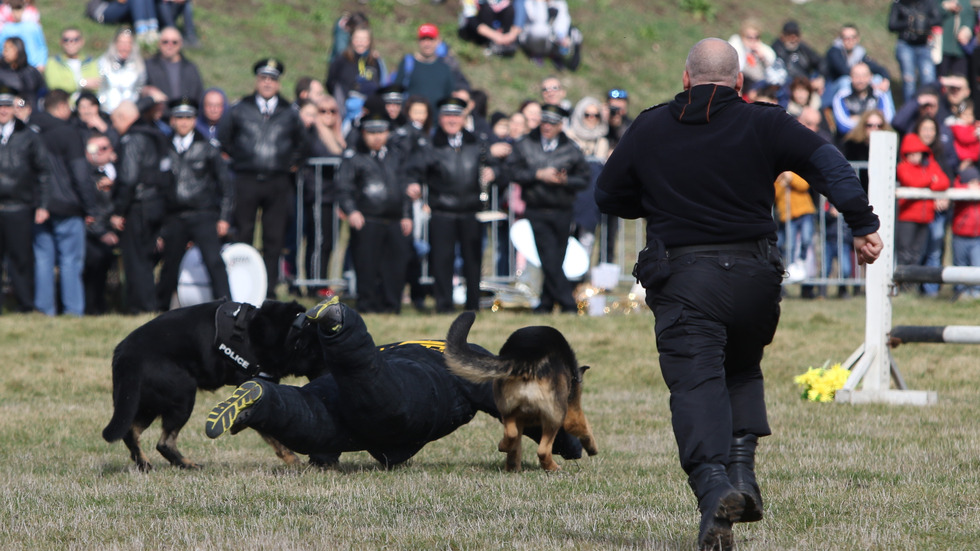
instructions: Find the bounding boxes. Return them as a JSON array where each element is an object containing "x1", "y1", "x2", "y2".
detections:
[
  {"x1": 854, "y1": 232, "x2": 883, "y2": 265},
  {"x1": 348, "y1": 211, "x2": 365, "y2": 231},
  {"x1": 35, "y1": 208, "x2": 49, "y2": 225},
  {"x1": 216, "y1": 220, "x2": 230, "y2": 238},
  {"x1": 110, "y1": 215, "x2": 125, "y2": 231},
  {"x1": 400, "y1": 217, "x2": 412, "y2": 236}
]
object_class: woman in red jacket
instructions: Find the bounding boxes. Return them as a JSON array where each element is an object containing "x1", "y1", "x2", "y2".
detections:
[{"x1": 896, "y1": 132, "x2": 950, "y2": 276}]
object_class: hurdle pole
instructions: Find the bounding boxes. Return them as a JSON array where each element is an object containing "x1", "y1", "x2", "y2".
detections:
[{"x1": 835, "y1": 131, "x2": 938, "y2": 406}]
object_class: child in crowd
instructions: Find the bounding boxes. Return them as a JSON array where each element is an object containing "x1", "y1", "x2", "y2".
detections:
[
  {"x1": 949, "y1": 99, "x2": 980, "y2": 170},
  {"x1": 951, "y1": 165, "x2": 980, "y2": 299},
  {"x1": 895, "y1": 132, "x2": 950, "y2": 281}
]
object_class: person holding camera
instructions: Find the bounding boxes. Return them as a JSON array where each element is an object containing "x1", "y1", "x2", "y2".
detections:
[{"x1": 604, "y1": 88, "x2": 632, "y2": 150}]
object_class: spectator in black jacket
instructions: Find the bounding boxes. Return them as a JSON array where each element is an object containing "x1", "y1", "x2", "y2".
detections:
[
  {"x1": 410, "y1": 97, "x2": 496, "y2": 313},
  {"x1": 82, "y1": 132, "x2": 119, "y2": 315},
  {"x1": 219, "y1": 58, "x2": 308, "y2": 298},
  {"x1": 32, "y1": 89, "x2": 98, "y2": 317},
  {"x1": 888, "y1": 0, "x2": 942, "y2": 103},
  {"x1": 506, "y1": 103, "x2": 588, "y2": 314},
  {"x1": 0, "y1": 84, "x2": 51, "y2": 313},
  {"x1": 110, "y1": 98, "x2": 171, "y2": 314},
  {"x1": 771, "y1": 20, "x2": 825, "y2": 95},
  {"x1": 155, "y1": 97, "x2": 233, "y2": 310},
  {"x1": 144, "y1": 27, "x2": 204, "y2": 113},
  {"x1": 336, "y1": 113, "x2": 413, "y2": 313}
]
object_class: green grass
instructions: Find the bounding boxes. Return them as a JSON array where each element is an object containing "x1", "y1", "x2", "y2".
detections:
[{"x1": 3, "y1": 295, "x2": 980, "y2": 549}]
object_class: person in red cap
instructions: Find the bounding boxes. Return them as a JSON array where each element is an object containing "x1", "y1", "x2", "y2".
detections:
[{"x1": 391, "y1": 23, "x2": 456, "y2": 111}]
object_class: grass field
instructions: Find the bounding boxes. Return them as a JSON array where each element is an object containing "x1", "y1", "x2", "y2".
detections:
[{"x1": 2, "y1": 294, "x2": 980, "y2": 550}]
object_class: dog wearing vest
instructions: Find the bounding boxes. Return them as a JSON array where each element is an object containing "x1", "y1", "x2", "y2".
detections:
[
  {"x1": 102, "y1": 300, "x2": 318, "y2": 471},
  {"x1": 444, "y1": 312, "x2": 598, "y2": 472}
]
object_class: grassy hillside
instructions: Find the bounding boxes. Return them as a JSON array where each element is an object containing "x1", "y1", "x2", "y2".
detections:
[{"x1": 44, "y1": 0, "x2": 898, "y2": 113}]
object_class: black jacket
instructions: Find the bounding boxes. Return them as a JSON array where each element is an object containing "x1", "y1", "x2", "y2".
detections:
[
  {"x1": 413, "y1": 128, "x2": 487, "y2": 214},
  {"x1": 219, "y1": 94, "x2": 308, "y2": 175},
  {"x1": 0, "y1": 118, "x2": 51, "y2": 209},
  {"x1": 144, "y1": 53, "x2": 205, "y2": 105},
  {"x1": 167, "y1": 130, "x2": 234, "y2": 221},
  {"x1": 336, "y1": 140, "x2": 411, "y2": 220},
  {"x1": 31, "y1": 111, "x2": 97, "y2": 218},
  {"x1": 86, "y1": 164, "x2": 115, "y2": 238},
  {"x1": 595, "y1": 85, "x2": 880, "y2": 247},
  {"x1": 771, "y1": 39, "x2": 824, "y2": 81},
  {"x1": 113, "y1": 119, "x2": 172, "y2": 217},
  {"x1": 506, "y1": 128, "x2": 589, "y2": 210},
  {"x1": 888, "y1": 0, "x2": 943, "y2": 46}
]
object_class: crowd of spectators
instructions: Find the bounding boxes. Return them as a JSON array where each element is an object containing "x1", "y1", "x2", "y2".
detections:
[
  {"x1": 724, "y1": 5, "x2": 980, "y2": 300},
  {"x1": 6, "y1": 2, "x2": 980, "y2": 316}
]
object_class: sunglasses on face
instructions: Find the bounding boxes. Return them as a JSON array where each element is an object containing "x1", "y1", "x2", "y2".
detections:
[
  {"x1": 160, "y1": 39, "x2": 181, "y2": 45},
  {"x1": 583, "y1": 112, "x2": 601, "y2": 119},
  {"x1": 62, "y1": 36, "x2": 81, "y2": 43}
]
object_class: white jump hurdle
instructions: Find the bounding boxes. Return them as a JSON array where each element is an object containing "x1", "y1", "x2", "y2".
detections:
[
  {"x1": 836, "y1": 132, "x2": 980, "y2": 405},
  {"x1": 836, "y1": 132, "x2": 936, "y2": 405}
]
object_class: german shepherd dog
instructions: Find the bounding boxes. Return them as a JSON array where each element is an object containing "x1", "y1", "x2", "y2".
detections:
[
  {"x1": 102, "y1": 300, "x2": 320, "y2": 471},
  {"x1": 444, "y1": 312, "x2": 598, "y2": 472}
]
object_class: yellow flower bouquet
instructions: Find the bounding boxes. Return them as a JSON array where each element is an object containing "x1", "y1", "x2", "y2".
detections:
[{"x1": 793, "y1": 362, "x2": 850, "y2": 403}]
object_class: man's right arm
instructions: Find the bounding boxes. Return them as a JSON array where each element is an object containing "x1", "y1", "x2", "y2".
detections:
[{"x1": 595, "y1": 125, "x2": 646, "y2": 220}]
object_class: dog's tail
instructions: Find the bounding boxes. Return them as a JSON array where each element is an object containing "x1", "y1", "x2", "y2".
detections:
[
  {"x1": 444, "y1": 312, "x2": 513, "y2": 383},
  {"x1": 101, "y1": 346, "x2": 143, "y2": 443}
]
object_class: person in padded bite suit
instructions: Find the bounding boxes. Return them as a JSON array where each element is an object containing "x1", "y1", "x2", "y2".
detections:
[{"x1": 205, "y1": 297, "x2": 583, "y2": 467}]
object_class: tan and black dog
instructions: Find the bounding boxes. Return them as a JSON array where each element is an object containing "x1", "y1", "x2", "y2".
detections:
[
  {"x1": 444, "y1": 312, "x2": 598, "y2": 472},
  {"x1": 101, "y1": 300, "x2": 322, "y2": 471}
]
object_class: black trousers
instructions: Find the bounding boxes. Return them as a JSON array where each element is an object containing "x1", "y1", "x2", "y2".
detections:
[
  {"x1": 0, "y1": 207, "x2": 35, "y2": 312},
  {"x1": 84, "y1": 234, "x2": 117, "y2": 315},
  {"x1": 234, "y1": 173, "x2": 292, "y2": 298},
  {"x1": 156, "y1": 210, "x2": 230, "y2": 310},
  {"x1": 429, "y1": 211, "x2": 482, "y2": 312},
  {"x1": 238, "y1": 303, "x2": 583, "y2": 466},
  {"x1": 647, "y1": 249, "x2": 782, "y2": 475},
  {"x1": 526, "y1": 207, "x2": 576, "y2": 311},
  {"x1": 350, "y1": 218, "x2": 410, "y2": 313},
  {"x1": 119, "y1": 199, "x2": 164, "y2": 314}
]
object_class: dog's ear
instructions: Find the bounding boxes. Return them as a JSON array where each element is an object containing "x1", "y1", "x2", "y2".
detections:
[{"x1": 580, "y1": 365, "x2": 590, "y2": 373}]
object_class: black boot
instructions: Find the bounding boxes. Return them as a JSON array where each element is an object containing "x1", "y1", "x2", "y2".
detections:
[
  {"x1": 728, "y1": 434, "x2": 763, "y2": 523},
  {"x1": 688, "y1": 463, "x2": 745, "y2": 551}
]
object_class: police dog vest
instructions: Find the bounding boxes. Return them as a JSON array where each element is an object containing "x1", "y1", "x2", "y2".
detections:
[{"x1": 213, "y1": 301, "x2": 261, "y2": 376}]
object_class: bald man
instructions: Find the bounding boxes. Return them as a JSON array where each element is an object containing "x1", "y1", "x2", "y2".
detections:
[{"x1": 596, "y1": 38, "x2": 883, "y2": 550}]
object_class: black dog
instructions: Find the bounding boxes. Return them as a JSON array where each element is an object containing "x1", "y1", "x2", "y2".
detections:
[{"x1": 102, "y1": 300, "x2": 319, "y2": 471}]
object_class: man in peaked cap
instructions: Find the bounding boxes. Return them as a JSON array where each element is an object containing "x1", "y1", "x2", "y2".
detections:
[
  {"x1": 219, "y1": 57, "x2": 308, "y2": 299},
  {"x1": 405, "y1": 96, "x2": 496, "y2": 313},
  {"x1": 0, "y1": 84, "x2": 52, "y2": 312},
  {"x1": 335, "y1": 110, "x2": 413, "y2": 313},
  {"x1": 155, "y1": 96, "x2": 234, "y2": 310},
  {"x1": 504, "y1": 101, "x2": 589, "y2": 314}
]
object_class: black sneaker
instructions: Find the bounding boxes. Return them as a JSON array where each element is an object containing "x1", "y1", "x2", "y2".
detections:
[
  {"x1": 305, "y1": 296, "x2": 343, "y2": 333},
  {"x1": 205, "y1": 380, "x2": 264, "y2": 438}
]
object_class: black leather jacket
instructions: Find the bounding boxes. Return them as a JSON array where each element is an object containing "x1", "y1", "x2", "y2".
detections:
[
  {"x1": 31, "y1": 111, "x2": 97, "y2": 218},
  {"x1": 506, "y1": 128, "x2": 589, "y2": 210},
  {"x1": 113, "y1": 120, "x2": 172, "y2": 217},
  {"x1": 167, "y1": 130, "x2": 234, "y2": 221},
  {"x1": 219, "y1": 94, "x2": 308, "y2": 175},
  {"x1": 888, "y1": 0, "x2": 943, "y2": 46},
  {"x1": 0, "y1": 118, "x2": 51, "y2": 209},
  {"x1": 413, "y1": 129, "x2": 488, "y2": 214},
  {"x1": 336, "y1": 140, "x2": 411, "y2": 220}
]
